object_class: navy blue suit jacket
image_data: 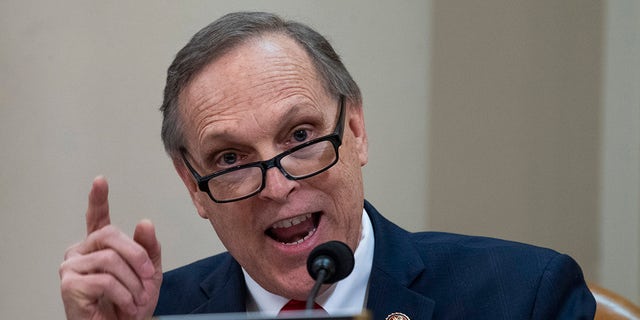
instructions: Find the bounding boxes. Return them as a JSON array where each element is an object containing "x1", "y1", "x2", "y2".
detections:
[{"x1": 155, "y1": 201, "x2": 595, "y2": 319}]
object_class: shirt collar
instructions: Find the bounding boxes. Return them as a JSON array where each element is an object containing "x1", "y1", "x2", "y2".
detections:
[{"x1": 243, "y1": 208, "x2": 375, "y2": 316}]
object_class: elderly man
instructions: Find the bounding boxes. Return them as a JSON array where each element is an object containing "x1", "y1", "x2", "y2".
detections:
[{"x1": 60, "y1": 12, "x2": 595, "y2": 319}]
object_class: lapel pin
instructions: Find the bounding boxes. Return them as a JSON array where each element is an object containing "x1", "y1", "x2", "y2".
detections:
[{"x1": 385, "y1": 312, "x2": 410, "y2": 320}]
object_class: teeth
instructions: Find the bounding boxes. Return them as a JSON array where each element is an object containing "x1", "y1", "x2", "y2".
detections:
[
  {"x1": 271, "y1": 213, "x2": 312, "y2": 229},
  {"x1": 283, "y1": 227, "x2": 317, "y2": 246}
]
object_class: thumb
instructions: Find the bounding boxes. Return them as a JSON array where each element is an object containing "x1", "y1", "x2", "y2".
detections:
[{"x1": 133, "y1": 219, "x2": 162, "y2": 276}]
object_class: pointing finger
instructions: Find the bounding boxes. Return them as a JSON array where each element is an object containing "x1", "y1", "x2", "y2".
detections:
[{"x1": 86, "y1": 176, "x2": 111, "y2": 235}]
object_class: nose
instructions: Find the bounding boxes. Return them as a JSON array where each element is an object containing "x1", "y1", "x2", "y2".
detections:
[{"x1": 257, "y1": 166, "x2": 298, "y2": 203}]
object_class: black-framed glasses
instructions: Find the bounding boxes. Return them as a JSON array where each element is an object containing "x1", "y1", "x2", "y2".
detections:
[{"x1": 181, "y1": 96, "x2": 346, "y2": 203}]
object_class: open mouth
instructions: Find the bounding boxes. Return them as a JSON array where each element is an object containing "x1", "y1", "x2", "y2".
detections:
[{"x1": 265, "y1": 212, "x2": 321, "y2": 245}]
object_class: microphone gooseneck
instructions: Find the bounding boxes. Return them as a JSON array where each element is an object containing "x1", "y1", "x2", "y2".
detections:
[{"x1": 305, "y1": 241, "x2": 355, "y2": 311}]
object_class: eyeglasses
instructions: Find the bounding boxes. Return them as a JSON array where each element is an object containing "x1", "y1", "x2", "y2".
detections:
[{"x1": 181, "y1": 96, "x2": 346, "y2": 203}]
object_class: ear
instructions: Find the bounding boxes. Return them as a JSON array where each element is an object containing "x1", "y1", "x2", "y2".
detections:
[
  {"x1": 347, "y1": 102, "x2": 368, "y2": 166},
  {"x1": 173, "y1": 157, "x2": 210, "y2": 219}
]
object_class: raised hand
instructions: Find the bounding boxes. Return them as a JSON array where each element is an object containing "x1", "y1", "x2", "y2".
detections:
[{"x1": 60, "y1": 176, "x2": 162, "y2": 319}]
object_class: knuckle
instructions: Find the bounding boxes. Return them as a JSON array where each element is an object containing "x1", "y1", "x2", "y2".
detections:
[
  {"x1": 99, "y1": 274, "x2": 118, "y2": 289},
  {"x1": 99, "y1": 224, "x2": 118, "y2": 237},
  {"x1": 59, "y1": 273, "x2": 78, "y2": 292},
  {"x1": 63, "y1": 242, "x2": 81, "y2": 259},
  {"x1": 101, "y1": 248, "x2": 116, "y2": 262},
  {"x1": 132, "y1": 248, "x2": 148, "y2": 263},
  {"x1": 58, "y1": 261, "x2": 68, "y2": 277},
  {"x1": 59, "y1": 255, "x2": 81, "y2": 276},
  {"x1": 91, "y1": 224, "x2": 115, "y2": 239},
  {"x1": 102, "y1": 249, "x2": 122, "y2": 266},
  {"x1": 102, "y1": 224, "x2": 117, "y2": 233}
]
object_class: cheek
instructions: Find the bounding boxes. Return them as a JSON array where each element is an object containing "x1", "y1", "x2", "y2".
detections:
[
  {"x1": 333, "y1": 143, "x2": 365, "y2": 192},
  {"x1": 323, "y1": 145, "x2": 365, "y2": 213},
  {"x1": 202, "y1": 203, "x2": 256, "y2": 247},
  {"x1": 204, "y1": 207, "x2": 236, "y2": 236},
  {"x1": 205, "y1": 212, "x2": 244, "y2": 255}
]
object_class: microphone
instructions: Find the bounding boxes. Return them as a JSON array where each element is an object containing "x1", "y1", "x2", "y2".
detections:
[{"x1": 305, "y1": 241, "x2": 355, "y2": 310}]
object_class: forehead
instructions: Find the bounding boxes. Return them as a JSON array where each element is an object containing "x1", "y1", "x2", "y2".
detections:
[
  {"x1": 178, "y1": 33, "x2": 333, "y2": 153},
  {"x1": 180, "y1": 33, "x2": 327, "y2": 117}
]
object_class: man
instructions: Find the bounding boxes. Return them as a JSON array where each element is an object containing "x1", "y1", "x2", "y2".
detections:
[{"x1": 60, "y1": 12, "x2": 596, "y2": 319}]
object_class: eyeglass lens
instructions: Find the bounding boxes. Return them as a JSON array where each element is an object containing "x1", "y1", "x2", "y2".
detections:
[{"x1": 208, "y1": 139, "x2": 337, "y2": 201}]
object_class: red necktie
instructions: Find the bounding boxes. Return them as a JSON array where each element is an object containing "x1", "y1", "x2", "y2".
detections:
[{"x1": 278, "y1": 299, "x2": 327, "y2": 315}]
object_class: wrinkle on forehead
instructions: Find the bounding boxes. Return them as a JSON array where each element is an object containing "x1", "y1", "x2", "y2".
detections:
[{"x1": 178, "y1": 34, "x2": 332, "y2": 155}]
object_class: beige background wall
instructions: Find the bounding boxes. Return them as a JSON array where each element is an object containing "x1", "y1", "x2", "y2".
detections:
[
  {"x1": 0, "y1": 1, "x2": 637, "y2": 319},
  {"x1": 428, "y1": 0, "x2": 639, "y2": 304},
  {"x1": 598, "y1": 0, "x2": 640, "y2": 305},
  {"x1": 429, "y1": 0, "x2": 603, "y2": 289}
]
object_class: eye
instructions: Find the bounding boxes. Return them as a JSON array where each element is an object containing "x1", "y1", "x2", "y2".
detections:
[
  {"x1": 292, "y1": 129, "x2": 308, "y2": 142},
  {"x1": 222, "y1": 153, "x2": 237, "y2": 165},
  {"x1": 211, "y1": 150, "x2": 249, "y2": 171}
]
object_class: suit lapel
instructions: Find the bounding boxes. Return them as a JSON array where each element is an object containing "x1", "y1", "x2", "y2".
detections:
[
  {"x1": 367, "y1": 268, "x2": 435, "y2": 320},
  {"x1": 191, "y1": 255, "x2": 248, "y2": 314},
  {"x1": 365, "y1": 201, "x2": 435, "y2": 320}
]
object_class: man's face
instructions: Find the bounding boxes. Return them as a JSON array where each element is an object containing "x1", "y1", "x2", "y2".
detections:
[{"x1": 174, "y1": 34, "x2": 368, "y2": 300}]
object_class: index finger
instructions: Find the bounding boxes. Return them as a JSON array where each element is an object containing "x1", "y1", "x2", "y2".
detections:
[{"x1": 86, "y1": 176, "x2": 111, "y2": 235}]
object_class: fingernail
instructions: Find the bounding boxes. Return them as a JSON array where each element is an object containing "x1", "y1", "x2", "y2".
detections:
[{"x1": 141, "y1": 260, "x2": 155, "y2": 277}]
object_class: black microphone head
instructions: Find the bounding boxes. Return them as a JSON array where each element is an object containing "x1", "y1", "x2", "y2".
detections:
[{"x1": 306, "y1": 241, "x2": 355, "y2": 284}]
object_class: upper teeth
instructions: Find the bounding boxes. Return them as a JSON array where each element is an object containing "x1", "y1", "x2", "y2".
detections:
[{"x1": 272, "y1": 213, "x2": 312, "y2": 229}]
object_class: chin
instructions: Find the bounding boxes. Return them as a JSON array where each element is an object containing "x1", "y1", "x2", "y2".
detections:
[{"x1": 268, "y1": 265, "x2": 316, "y2": 299}]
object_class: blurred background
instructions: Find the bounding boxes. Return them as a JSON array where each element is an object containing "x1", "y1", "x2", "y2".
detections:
[{"x1": 1, "y1": 1, "x2": 638, "y2": 318}]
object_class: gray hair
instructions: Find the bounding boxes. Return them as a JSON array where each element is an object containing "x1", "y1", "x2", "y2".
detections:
[{"x1": 160, "y1": 11, "x2": 362, "y2": 158}]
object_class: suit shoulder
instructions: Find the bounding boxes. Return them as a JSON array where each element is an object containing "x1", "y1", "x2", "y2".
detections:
[
  {"x1": 163, "y1": 252, "x2": 232, "y2": 281},
  {"x1": 409, "y1": 231, "x2": 559, "y2": 258},
  {"x1": 406, "y1": 231, "x2": 576, "y2": 291},
  {"x1": 155, "y1": 252, "x2": 234, "y2": 315},
  {"x1": 363, "y1": 202, "x2": 594, "y2": 318},
  {"x1": 406, "y1": 231, "x2": 594, "y2": 318}
]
